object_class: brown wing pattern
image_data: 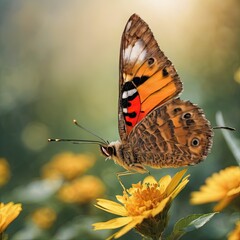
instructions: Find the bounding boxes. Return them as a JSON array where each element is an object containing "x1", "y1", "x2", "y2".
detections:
[
  {"x1": 118, "y1": 14, "x2": 183, "y2": 141},
  {"x1": 127, "y1": 99, "x2": 213, "y2": 168}
]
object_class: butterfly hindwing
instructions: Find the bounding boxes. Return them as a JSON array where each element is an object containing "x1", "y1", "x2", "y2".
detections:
[
  {"x1": 127, "y1": 98, "x2": 213, "y2": 167},
  {"x1": 118, "y1": 14, "x2": 183, "y2": 141}
]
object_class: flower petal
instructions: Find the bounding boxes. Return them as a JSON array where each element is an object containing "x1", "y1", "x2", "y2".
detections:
[
  {"x1": 158, "y1": 175, "x2": 171, "y2": 193},
  {"x1": 92, "y1": 216, "x2": 133, "y2": 230},
  {"x1": 151, "y1": 197, "x2": 170, "y2": 217},
  {"x1": 170, "y1": 176, "x2": 189, "y2": 199},
  {"x1": 95, "y1": 199, "x2": 127, "y2": 216},
  {"x1": 213, "y1": 196, "x2": 235, "y2": 211},
  {"x1": 143, "y1": 176, "x2": 157, "y2": 186},
  {"x1": 190, "y1": 187, "x2": 224, "y2": 204},
  {"x1": 166, "y1": 169, "x2": 188, "y2": 196},
  {"x1": 116, "y1": 195, "x2": 126, "y2": 204},
  {"x1": 228, "y1": 220, "x2": 240, "y2": 239},
  {"x1": 0, "y1": 202, "x2": 22, "y2": 233},
  {"x1": 114, "y1": 216, "x2": 144, "y2": 239},
  {"x1": 227, "y1": 186, "x2": 240, "y2": 197}
]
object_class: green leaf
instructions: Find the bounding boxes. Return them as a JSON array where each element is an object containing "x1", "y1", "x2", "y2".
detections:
[
  {"x1": 216, "y1": 112, "x2": 240, "y2": 165},
  {"x1": 167, "y1": 212, "x2": 218, "y2": 240}
]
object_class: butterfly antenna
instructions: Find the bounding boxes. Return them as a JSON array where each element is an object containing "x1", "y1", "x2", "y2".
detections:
[
  {"x1": 48, "y1": 119, "x2": 108, "y2": 145},
  {"x1": 213, "y1": 126, "x2": 236, "y2": 131},
  {"x1": 73, "y1": 119, "x2": 108, "y2": 144},
  {"x1": 48, "y1": 138, "x2": 106, "y2": 145}
]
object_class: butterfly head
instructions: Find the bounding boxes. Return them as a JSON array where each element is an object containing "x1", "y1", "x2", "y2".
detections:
[
  {"x1": 100, "y1": 145, "x2": 115, "y2": 158},
  {"x1": 100, "y1": 140, "x2": 149, "y2": 173},
  {"x1": 100, "y1": 141, "x2": 121, "y2": 159}
]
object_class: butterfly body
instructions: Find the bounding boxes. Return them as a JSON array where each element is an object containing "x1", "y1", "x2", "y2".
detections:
[{"x1": 100, "y1": 14, "x2": 213, "y2": 173}]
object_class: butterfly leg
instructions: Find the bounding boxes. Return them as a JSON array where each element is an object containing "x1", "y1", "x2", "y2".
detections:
[
  {"x1": 116, "y1": 169, "x2": 150, "y2": 190},
  {"x1": 116, "y1": 171, "x2": 135, "y2": 191}
]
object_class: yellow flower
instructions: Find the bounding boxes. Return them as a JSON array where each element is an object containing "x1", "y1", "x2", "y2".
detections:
[
  {"x1": 190, "y1": 166, "x2": 240, "y2": 211},
  {"x1": 0, "y1": 158, "x2": 11, "y2": 187},
  {"x1": 42, "y1": 152, "x2": 95, "y2": 180},
  {"x1": 228, "y1": 221, "x2": 240, "y2": 240},
  {"x1": 58, "y1": 175, "x2": 105, "y2": 204},
  {"x1": 0, "y1": 202, "x2": 22, "y2": 233},
  {"x1": 93, "y1": 169, "x2": 189, "y2": 239},
  {"x1": 31, "y1": 207, "x2": 56, "y2": 229}
]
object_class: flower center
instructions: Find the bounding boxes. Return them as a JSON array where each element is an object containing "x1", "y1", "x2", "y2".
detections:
[{"x1": 124, "y1": 184, "x2": 164, "y2": 216}]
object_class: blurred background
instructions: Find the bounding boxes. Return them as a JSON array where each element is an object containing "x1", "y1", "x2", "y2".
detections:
[{"x1": 0, "y1": 0, "x2": 240, "y2": 239}]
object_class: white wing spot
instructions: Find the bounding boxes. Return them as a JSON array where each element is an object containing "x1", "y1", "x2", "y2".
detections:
[
  {"x1": 124, "y1": 39, "x2": 145, "y2": 63},
  {"x1": 138, "y1": 49, "x2": 147, "y2": 62},
  {"x1": 125, "y1": 20, "x2": 132, "y2": 32},
  {"x1": 123, "y1": 45, "x2": 132, "y2": 61},
  {"x1": 123, "y1": 108, "x2": 128, "y2": 113},
  {"x1": 122, "y1": 91, "x2": 128, "y2": 99},
  {"x1": 122, "y1": 89, "x2": 137, "y2": 99},
  {"x1": 131, "y1": 40, "x2": 144, "y2": 62}
]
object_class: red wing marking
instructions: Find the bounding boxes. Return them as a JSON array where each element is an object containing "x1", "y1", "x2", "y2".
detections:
[{"x1": 124, "y1": 94, "x2": 141, "y2": 134}]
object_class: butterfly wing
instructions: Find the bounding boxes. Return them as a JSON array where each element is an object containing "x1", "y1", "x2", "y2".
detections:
[
  {"x1": 118, "y1": 14, "x2": 183, "y2": 141},
  {"x1": 127, "y1": 99, "x2": 213, "y2": 167}
]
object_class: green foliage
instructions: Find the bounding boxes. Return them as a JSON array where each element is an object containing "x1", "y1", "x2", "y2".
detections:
[
  {"x1": 167, "y1": 213, "x2": 218, "y2": 240},
  {"x1": 216, "y1": 112, "x2": 240, "y2": 165}
]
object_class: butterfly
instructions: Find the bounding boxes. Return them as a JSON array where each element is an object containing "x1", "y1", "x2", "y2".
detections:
[
  {"x1": 49, "y1": 14, "x2": 213, "y2": 174},
  {"x1": 99, "y1": 14, "x2": 213, "y2": 173}
]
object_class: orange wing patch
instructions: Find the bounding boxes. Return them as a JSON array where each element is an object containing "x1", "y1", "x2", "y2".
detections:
[{"x1": 136, "y1": 62, "x2": 181, "y2": 125}]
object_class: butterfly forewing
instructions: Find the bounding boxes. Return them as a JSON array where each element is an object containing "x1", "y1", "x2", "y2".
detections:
[{"x1": 118, "y1": 14, "x2": 183, "y2": 140}]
